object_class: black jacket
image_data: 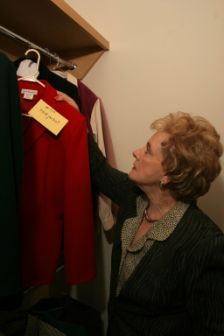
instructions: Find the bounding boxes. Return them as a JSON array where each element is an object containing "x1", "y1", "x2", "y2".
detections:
[{"x1": 88, "y1": 135, "x2": 224, "y2": 336}]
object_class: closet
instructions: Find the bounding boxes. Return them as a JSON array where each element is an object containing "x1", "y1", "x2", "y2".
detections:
[
  {"x1": 0, "y1": 0, "x2": 109, "y2": 78},
  {"x1": 0, "y1": 0, "x2": 110, "y2": 311}
]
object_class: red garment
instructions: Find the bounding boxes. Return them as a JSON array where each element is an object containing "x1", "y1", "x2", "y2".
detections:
[{"x1": 18, "y1": 80, "x2": 96, "y2": 288}]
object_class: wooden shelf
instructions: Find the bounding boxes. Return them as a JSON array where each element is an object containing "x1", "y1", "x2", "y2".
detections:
[{"x1": 0, "y1": 0, "x2": 109, "y2": 78}]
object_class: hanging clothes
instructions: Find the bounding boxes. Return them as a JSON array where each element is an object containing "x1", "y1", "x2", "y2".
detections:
[
  {"x1": 18, "y1": 79, "x2": 96, "y2": 288},
  {"x1": 15, "y1": 55, "x2": 115, "y2": 230},
  {"x1": 0, "y1": 53, "x2": 23, "y2": 303},
  {"x1": 15, "y1": 58, "x2": 80, "y2": 107},
  {"x1": 77, "y1": 80, "x2": 116, "y2": 231},
  {"x1": 40, "y1": 68, "x2": 116, "y2": 231}
]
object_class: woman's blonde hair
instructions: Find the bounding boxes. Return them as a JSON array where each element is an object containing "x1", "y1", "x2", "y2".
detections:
[{"x1": 151, "y1": 111, "x2": 223, "y2": 202}]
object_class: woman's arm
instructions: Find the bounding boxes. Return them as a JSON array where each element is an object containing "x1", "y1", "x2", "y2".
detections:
[{"x1": 88, "y1": 133, "x2": 135, "y2": 206}]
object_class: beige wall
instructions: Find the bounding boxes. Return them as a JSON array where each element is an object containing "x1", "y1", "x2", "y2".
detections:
[{"x1": 66, "y1": 0, "x2": 224, "y2": 226}]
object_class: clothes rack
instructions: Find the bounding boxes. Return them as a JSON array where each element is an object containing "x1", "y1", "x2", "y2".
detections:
[{"x1": 0, "y1": 24, "x2": 76, "y2": 70}]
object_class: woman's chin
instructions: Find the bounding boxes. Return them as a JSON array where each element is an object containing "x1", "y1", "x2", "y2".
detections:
[{"x1": 128, "y1": 169, "x2": 136, "y2": 181}]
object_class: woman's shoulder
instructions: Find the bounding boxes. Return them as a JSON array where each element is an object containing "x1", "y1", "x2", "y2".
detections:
[
  {"x1": 169, "y1": 202, "x2": 223, "y2": 259},
  {"x1": 184, "y1": 202, "x2": 223, "y2": 236},
  {"x1": 180, "y1": 203, "x2": 224, "y2": 259}
]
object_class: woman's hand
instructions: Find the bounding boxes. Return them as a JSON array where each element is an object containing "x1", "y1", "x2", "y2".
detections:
[
  {"x1": 54, "y1": 90, "x2": 79, "y2": 110},
  {"x1": 55, "y1": 90, "x2": 91, "y2": 133}
]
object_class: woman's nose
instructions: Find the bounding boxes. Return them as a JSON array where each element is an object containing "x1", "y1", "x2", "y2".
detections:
[{"x1": 133, "y1": 148, "x2": 141, "y2": 159}]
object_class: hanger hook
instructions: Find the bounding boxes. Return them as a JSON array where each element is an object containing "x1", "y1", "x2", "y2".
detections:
[{"x1": 24, "y1": 48, "x2": 41, "y2": 75}]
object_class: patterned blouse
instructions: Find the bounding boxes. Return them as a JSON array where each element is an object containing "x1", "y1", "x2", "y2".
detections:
[{"x1": 117, "y1": 196, "x2": 189, "y2": 294}]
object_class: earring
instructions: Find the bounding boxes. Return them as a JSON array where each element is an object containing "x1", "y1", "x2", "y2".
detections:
[{"x1": 159, "y1": 180, "x2": 165, "y2": 190}]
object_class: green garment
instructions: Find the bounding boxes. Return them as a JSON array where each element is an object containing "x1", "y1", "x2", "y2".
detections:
[{"x1": 0, "y1": 53, "x2": 23, "y2": 298}]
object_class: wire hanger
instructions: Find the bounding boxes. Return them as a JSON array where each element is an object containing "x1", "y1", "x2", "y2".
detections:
[{"x1": 18, "y1": 48, "x2": 46, "y2": 88}]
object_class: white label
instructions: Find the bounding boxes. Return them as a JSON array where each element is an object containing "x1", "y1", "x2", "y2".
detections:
[{"x1": 21, "y1": 89, "x2": 38, "y2": 100}]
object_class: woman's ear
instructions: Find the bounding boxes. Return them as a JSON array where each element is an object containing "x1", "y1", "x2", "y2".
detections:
[
  {"x1": 160, "y1": 175, "x2": 169, "y2": 190},
  {"x1": 161, "y1": 175, "x2": 170, "y2": 186}
]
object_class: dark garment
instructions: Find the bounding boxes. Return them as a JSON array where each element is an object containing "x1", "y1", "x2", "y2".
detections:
[
  {"x1": 88, "y1": 134, "x2": 224, "y2": 336},
  {"x1": 0, "y1": 310, "x2": 27, "y2": 336},
  {"x1": 77, "y1": 79, "x2": 97, "y2": 133},
  {"x1": 29, "y1": 296, "x2": 102, "y2": 336},
  {"x1": 77, "y1": 79, "x2": 97, "y2": 121},
  {"x1": 0, "y1": 53, "x2": 23, "y2": 302}
]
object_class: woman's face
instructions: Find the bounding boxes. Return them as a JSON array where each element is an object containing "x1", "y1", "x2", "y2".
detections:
[{"x1": 129, "y1": 131, "x2": 169, "y2": 188}]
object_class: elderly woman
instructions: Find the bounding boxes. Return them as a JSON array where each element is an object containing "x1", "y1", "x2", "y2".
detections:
[
  {"x1": 55, "y1": 92, "x2": 224, "y2": 335},
  {"x1": 87, "y1": 111, "x2": 224, "y2": 336}
]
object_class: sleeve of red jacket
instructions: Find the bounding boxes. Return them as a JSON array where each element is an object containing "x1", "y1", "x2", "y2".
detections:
[{"x1": 63, "y1": 114, "x2": 96, "y2": 284}]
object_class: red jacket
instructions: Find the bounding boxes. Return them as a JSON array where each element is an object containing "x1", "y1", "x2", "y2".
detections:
[{"x1": 18, "y1": 79, "x2": 96, "y2": 288}]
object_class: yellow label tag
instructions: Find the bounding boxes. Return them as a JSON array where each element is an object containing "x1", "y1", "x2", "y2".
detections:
[{"x1": 28, "y1": 99, "x2": 68, "y2": 135}]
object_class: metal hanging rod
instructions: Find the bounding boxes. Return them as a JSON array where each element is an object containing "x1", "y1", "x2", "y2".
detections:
[{"x1": 0, "y1": 25, "x2": 77, "y2": 70}]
